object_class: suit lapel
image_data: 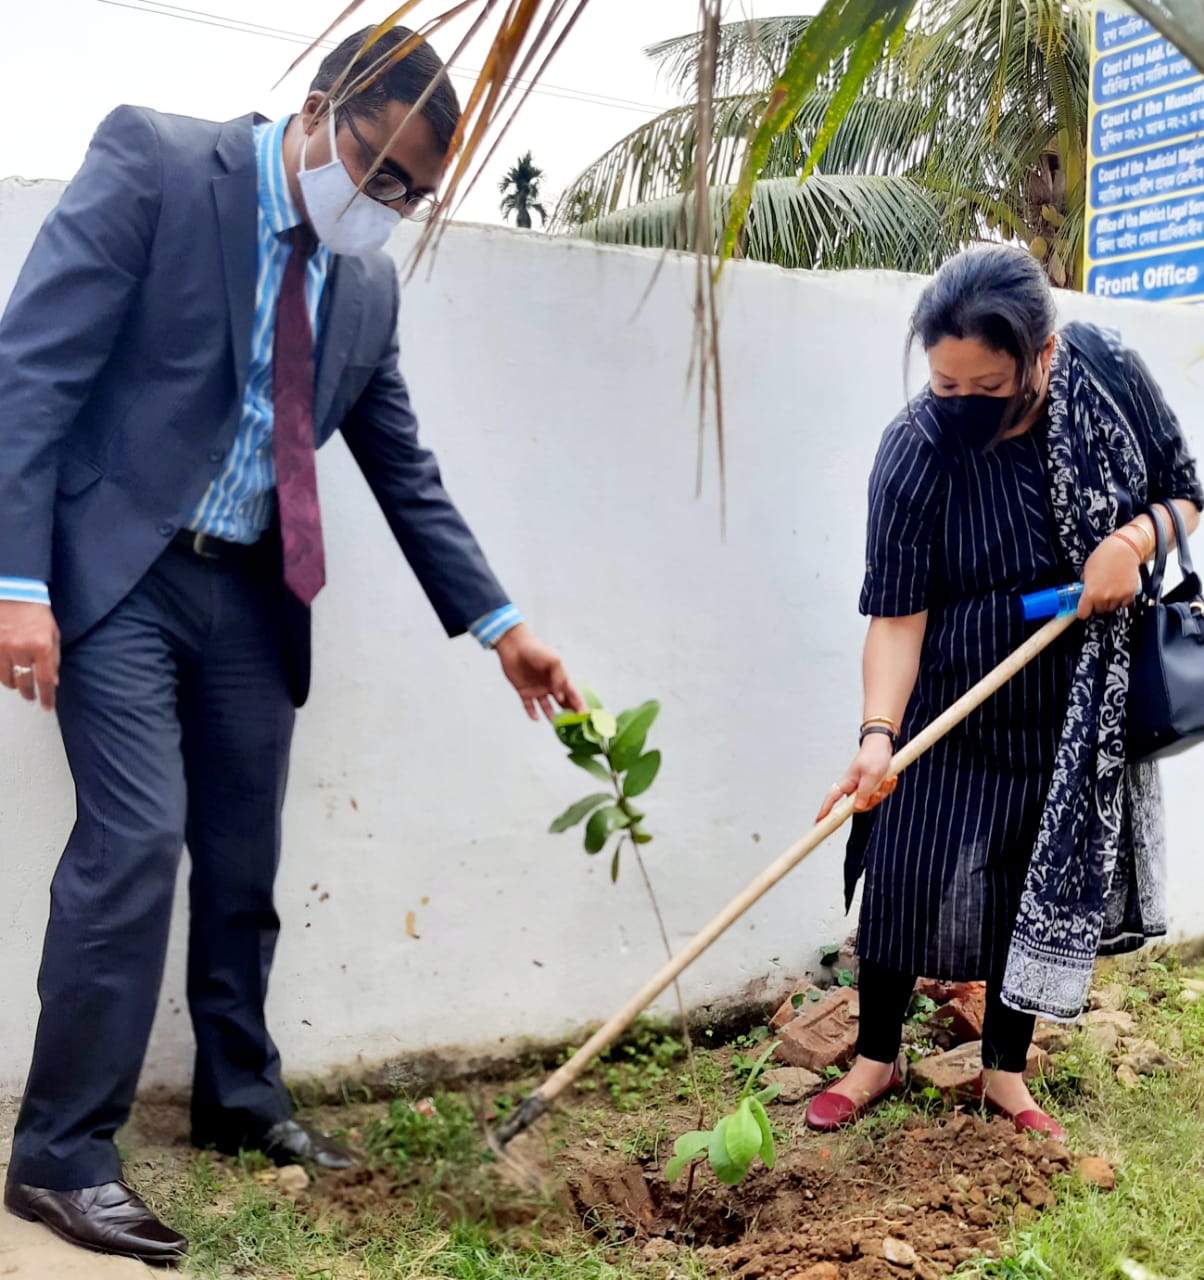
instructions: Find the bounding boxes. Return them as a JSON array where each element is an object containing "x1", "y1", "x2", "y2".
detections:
[
  {"x1": 314, "y1": 255, "x2": 366, "y2": 437},
  {"x1": 212, "y1": 116, "x2": 261, "y2": 396}
]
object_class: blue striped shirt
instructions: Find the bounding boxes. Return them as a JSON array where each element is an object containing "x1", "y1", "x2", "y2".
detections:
[
  {"x1": 2, "y1": 116, "x2": 519, "y2": 647},
  {"x1": 189, "y1": 117, "x2": 331, "y2": 544}
]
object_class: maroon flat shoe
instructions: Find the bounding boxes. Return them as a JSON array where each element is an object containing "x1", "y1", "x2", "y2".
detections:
[
  {"x1": 805, "y1": 1060, "x2": 904, "y2": 1132},
  {"x1": 971, "y1": 1073, "x2": 1067, "y2": 1143}
]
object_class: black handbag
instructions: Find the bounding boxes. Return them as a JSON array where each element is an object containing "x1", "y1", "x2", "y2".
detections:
[{"x1": 1127, "y1": 500, "x2": 1204, "y2": 762}]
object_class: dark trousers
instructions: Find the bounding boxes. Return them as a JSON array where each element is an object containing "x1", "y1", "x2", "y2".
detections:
[
  {"x1": 9, "y1": 542, "x2": 296, "y2": 1190},
  {"x1": 856, "y1": 958, "x2": 1036, "y2": 1074}
]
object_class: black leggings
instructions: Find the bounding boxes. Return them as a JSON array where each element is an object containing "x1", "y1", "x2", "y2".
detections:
[{"x1": 856, "y1": 958, "x2": 1036, "y2": 1073}]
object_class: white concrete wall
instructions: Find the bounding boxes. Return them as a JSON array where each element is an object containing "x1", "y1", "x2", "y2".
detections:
[{"x1": 1, "y1": 177, "x2": 1202, "y2": 1097}]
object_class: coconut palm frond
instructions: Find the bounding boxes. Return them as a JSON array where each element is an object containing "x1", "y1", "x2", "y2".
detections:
[
  {"x1": 646, "y1": 16, "x2": 819, "y2": 98},
  {"x1": 572, "y1": 173, "x2": 955, "y2": 274}
]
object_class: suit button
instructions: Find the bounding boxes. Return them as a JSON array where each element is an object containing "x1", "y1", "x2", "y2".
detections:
[
  {"x1": 158, "y1": 522, "x2": 175, "y2": 537},
  {"x1": 208, "y1": 448, "x2": 224, "y2": 463}
]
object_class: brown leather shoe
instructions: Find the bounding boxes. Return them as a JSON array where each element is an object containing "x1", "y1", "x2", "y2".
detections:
[{"x1": 4, "y1": 1179, "x2": 188, "y2": 1264}]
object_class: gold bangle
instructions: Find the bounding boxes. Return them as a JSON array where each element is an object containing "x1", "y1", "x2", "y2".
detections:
[
  {"x1": 861, "y1": 715, "x2": 900, "y2": 734},
  {"x1": 1113, "y1": 530, "x2": 1147, "y2": 562},
  {"x1": 1130, "y1": 521, "x2": 1156, "y2": 557}
]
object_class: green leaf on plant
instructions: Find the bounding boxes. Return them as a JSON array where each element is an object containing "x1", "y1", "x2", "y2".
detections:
[
  {"x1": 753, "y1": 1083, "x2": 783, "y2": 1106},
  {"x1": 584, "y1": 805, "x2": 631, "y2": 854},
  {"x1": 750, "y1": 1098, "x2": 776, "y2": 1170},
  {"x1": 663, "y1": 1130, "x2": 711, "y2": 1182},
  {"x1": 581, "y1": 720, "x2": 604, "y2": 746},
  {"x1": 610, "y1": 845, "x2": 622, "y2": 883},
  {"x1": 622, "y1": 750, "x2": 661, "y2": 798},
  {"x1": 590, "y1": 708, "x2": 618, "y2": 739},
  {"x1": 738, "y1": 1041, "x2": 781, "y2": 1098},
  {"x1": 610, "y1": 701, "x2": 660, "y2": 772},
  {"x1": 707, "y1": 1118, "x2": 745, "y2": 1186},
  {"x1": 554, "y1": 712, "x2": 590, "y2": 729},
  {"x1": 549, "y1": 794, "x2": 612, "y2": 834},
  {"x1": 632, "y1": 830, "x2": 653, "y2": 845},
  {"x1": 569, "y1": 752, "x2": 611, "y2": 781},
  {"x1": 836, "y1": 968, "x2": 855, "y2": 988},
  {"x1": 820, "y1": 944, "x2": 840, "y2": 966},
  {"x1": 582, "y1": 686, "x2": 603, "y2": 711},
  {"x1": 726, "y1": 1100, "x2": 764, "y2": 1168}
]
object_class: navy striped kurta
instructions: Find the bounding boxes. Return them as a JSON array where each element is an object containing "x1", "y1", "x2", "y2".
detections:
[{"x1": 848, "y1": 346, "x2": 1201, "y2": 981}]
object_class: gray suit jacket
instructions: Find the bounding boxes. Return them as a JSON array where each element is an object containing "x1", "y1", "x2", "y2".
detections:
[{"x1": 0, "y1": 106, "x2": 508, "y2": 703}]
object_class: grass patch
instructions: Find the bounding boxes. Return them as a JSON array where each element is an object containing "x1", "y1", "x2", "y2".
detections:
[
  {"x1": 959, "y1": 957, "x2": 1204, "y2": 1280},
  {"x1": 158, "y1": 1152, "x2": 705, "y2": 1280}
]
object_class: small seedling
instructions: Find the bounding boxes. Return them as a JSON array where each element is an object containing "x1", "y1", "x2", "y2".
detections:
[
  {"x1": 664, "y1": 1042, "x2": 782, "y2": 1186},
  {"x1": 908, "y1": 993, "x2": 939, "y2": 1025}
]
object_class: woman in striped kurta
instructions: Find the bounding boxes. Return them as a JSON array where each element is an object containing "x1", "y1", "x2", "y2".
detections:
[{"x1": 805, "y1": 247, "x2": 1202, "y2": 1137}]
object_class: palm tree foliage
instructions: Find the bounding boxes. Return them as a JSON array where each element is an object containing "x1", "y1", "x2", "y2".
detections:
[
  {"x1": 293, "y1": 1, "x2": 1200, "y2": 270},
  {"x1": 500, "y1": 151, "x2": 550, "y2": 228},
  {"x1": 553, "y1": 2, "x2": 1099, "y2": 285}
]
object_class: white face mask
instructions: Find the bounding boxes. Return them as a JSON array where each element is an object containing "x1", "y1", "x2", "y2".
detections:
[{"x1": 297, "y1": 110, "x2": 399, "y2": 255}]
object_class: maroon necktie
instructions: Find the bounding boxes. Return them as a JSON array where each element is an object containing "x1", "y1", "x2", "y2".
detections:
[{"x1": 273, "y1": 225, "x2": 325, "y2": 606}]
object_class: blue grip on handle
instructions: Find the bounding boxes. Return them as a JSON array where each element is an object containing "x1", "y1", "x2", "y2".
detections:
[{"x1": 1021, "y1": 583, "x2": 1084, "y2": 621}]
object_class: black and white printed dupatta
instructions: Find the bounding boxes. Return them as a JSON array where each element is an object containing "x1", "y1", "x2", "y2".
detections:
[{"x1": 1001, "y1": 333, "x2": 1167, "y2": 1021}]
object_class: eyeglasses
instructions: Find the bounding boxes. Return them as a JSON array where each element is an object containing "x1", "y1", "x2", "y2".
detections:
[{"x1": 341, "y1": 111, "x2": 439, "y2": 223}]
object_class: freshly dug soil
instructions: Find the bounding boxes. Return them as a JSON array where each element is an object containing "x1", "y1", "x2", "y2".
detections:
[{"x1": 562, "y1": 1110, "x2": 1073, "y2": 1279}]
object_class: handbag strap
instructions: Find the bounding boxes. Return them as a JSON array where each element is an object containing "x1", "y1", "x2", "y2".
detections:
[
  {"x1": 1140, "y1": 502, "x2": 1196, "y2": 601},
  {"x1": 1136, "y1": 501, "x2": 1192, "y2": 596},
  {"x1": 1164, "y1": 501, "x2": 1197, "y2": 580},
  {"x1": 1140, "y1": 504, "x2": 1170, "y2": 600}
]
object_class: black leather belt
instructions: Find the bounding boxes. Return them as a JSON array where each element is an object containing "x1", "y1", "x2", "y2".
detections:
[{"x1": 172, "y1": 530, "x2": 264, "y2": 564}]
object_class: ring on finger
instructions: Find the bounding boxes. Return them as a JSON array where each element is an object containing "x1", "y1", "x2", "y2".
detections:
[{"x1": 12, "y1": 665, "x2": 34, "y2": 678}]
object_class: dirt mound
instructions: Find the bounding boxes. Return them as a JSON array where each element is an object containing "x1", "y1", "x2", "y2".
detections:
[{"x1": 567, "y1": 1110, "x2": 1074, "y2": 1278}]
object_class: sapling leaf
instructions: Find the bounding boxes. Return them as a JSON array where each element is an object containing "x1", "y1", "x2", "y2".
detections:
[
  {"x1": 590, "y1": 709, "x2": 618, "y2": 739},
  {"x1": 610, "y1": 701, "x2": 660, "y2": 772},
  {"x1": 708, "y1": 1117, "x2": 744, "y2": 1186},
  {"x1": 610, "y1": 845, "x2": 622, "y2": 883},
  {"x1": 582, "y1": 686, "x2": 603, "y2": 710},
  {"x1": 584, "y1": 806, "x2": 631, "y2": 854},
  {"x1": 725, "y1": 1099, "x2": 763, "y2": 1168},
  {"x1": 750, "y1": 1098, "x2": 776, "y2": 1169},
  {"x1": 569, "y1": 753, "x2": 611, "y2": 781},
  {"x1": 623, "y1": 750, "x2": 662, "y2": 798},
  {"x1": 738, "y1": 1041, "x2": 781, "y2": 1099},
  {"x1": 663, "y1": 1130, "x2": 712, "y2": 1181},
  {"x1": 549, "y1": 794, "x2": 612, "y2": 834}
]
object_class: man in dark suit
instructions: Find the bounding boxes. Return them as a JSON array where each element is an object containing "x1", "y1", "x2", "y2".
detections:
[{"x1": 0, "y1": 25, "x2": 583, "y2": 1263}]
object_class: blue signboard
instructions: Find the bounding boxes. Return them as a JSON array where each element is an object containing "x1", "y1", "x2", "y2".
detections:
[{"x1": 1086, "y1": 4, "x2": 1204, "y2": 304}]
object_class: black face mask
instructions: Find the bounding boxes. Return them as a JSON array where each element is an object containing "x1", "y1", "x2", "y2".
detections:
[{"x1": 928, "y1": 387, "x2": 1036, "y2": 454}]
